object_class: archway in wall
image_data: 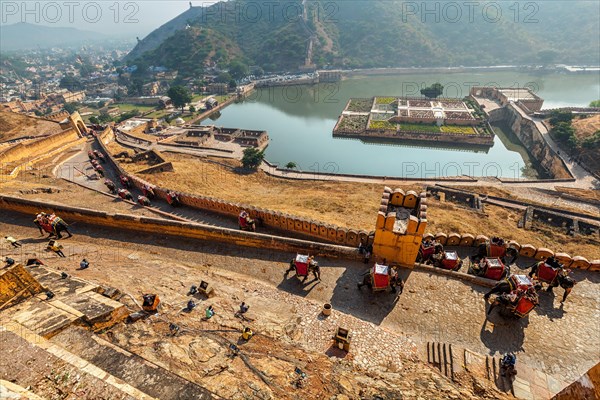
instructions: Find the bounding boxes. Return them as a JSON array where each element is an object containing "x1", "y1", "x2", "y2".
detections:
[{"x1": 68, "y1": 112, "x2": 88, "y2": 137}]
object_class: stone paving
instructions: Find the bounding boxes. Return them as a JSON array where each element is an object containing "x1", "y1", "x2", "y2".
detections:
[
  {"x1": 243, "y1": 284, "x2": 418, "y2": 373},
  {"x1": 1, "y1": 212, "x2": 598, "y2": 392}
]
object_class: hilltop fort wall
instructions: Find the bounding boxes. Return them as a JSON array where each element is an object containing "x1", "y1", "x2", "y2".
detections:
[
  {"x1": 89, "y1": 127, "x2": 599, "y2": 269},
  {"x1": 0, "y1": 128, "x2": 80, "y2": 165}
]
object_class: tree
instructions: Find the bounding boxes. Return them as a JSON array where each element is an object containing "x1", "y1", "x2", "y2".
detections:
[
  {"x1": 189, "y1": 105, "x2": 196, "y2": 113},
  {"x1": 241, "y1": 147, "x2": 265, "y2": 170},
  {"x1": 590, "y1": 100, "x2": 600, "y2": 108},
  {"x1": 117, "y1": 109, "x2": 140, "y2": 123},
  {"x1": 228, "y1": 79, "x2": 237, "y2": 89},
  {"x1": 215, "y1": 72, "x2": 233, "y2": 83},
  {"x1": 89, "y1": 116, "x2": 100, "y2": 124},
  {"x1": 549, "y1": 110, "x2": 573, "y2": 126},
  {"x1": 421, "y1": 83, "x2": 444, "y2": 98},
  {"x1": 581, "y1": 131, "x2": 600, "y2": 149},
  {"x1": 63, "y1": 103, "x2": 78, "y2": 114},
  {"x1": 285, "y1": 162, "x2": 297, "y2": 169},
  {"x1": 98, "y1": 113, "x2": 113, "y2": 123},
  {"x1": 551, "y1": 122, "x2": 575, "y2": 141},
  {"x1": 98, "y1": 101, "x2": 106, "y2": 108},
  {"x1": 167, "y1": 85, "x2": 193, "y2": 112},
  {"x1": 228, "y1": 61, "x2": 249, "y2": 80}
]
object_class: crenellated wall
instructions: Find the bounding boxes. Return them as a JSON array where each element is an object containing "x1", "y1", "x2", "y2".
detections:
[
  {"x1": 95, "y1": 127, "x2": 374, "y2": 247},
  {"x1": 422, "y1": 232, "x2": 599, "y2": 271},
  {"x1": 373, "y1": 187, "x2": 428, "y2": 267},
  {"x1": 93, "y1": 127, "x2": 600, "y2": 267},
  {"x1": 0, "y1": 194, "x2": 360, "y2": 260}
]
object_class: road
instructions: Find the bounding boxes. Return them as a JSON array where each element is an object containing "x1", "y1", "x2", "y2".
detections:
[{"x1": 53, "y1": 139, "x2": 325, "y2": 242}]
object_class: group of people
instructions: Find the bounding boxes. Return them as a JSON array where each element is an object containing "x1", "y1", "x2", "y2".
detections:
[
  {"x1": 483, "y1": 256, "x2": 576, "y2": 317},
  {"x1": 106, "y1": 173, "x2": 178, "y2": 209}
]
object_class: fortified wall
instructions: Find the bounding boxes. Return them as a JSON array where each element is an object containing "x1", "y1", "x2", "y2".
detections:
[
  {"x1": 504, "y1": 103, "x2": 572, "y2": 179},
  {"x1": 373, "y1": 188, "x2": 427, "y2": 267},
  {"x1": 0, "y1": 128, "x2": 80, "y2": 165},
  {"x1": 94, "y1": 127, "x2": 599, "y2": 269},
  {"x1": 470, "y1": 88, "x2": 572, "y2": 180},
  {"x1": 96, "y1": 127, "x2": 374, "y2": 248},
  {"x1": 0, "y1": 194, "x2": 360, "y2": 260}
]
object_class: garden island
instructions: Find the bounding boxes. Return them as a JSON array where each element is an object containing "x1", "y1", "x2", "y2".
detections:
[{"x1": 333, "y1": 96, "x2": 494, "y2": 146}]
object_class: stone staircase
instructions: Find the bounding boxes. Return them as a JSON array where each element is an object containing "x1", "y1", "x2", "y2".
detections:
[
  {"x1": 0, "y1": 265, "x2": 217, "y2": 400},
  {"x1": 51, "y1": 326, "x2": 214, "y2": 400},
  {"x1": 426, "y1": 342, "x2": 568, "y2": 400}
]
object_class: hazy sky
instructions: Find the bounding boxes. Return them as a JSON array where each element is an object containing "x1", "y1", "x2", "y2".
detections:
[{"x1": 0, "y1": 1, "x2": 217, "y2": 38}]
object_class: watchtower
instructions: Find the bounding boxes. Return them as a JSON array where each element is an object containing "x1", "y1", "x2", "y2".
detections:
[{"x1": 372, "y1": 187, "x2": 427, "y2": 267}]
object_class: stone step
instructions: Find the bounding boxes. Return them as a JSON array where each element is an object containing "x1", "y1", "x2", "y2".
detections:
[
  {"x1": 51, "y1": 326, "x2": 215, "y2": 400},
  {"x1": 0, "y1": 323, "x2": 155, "y2": 400},
  {"x1": 10, "y1": 266, "x2": 128, "y2": 335},
  {"x1": 11, "y1": 298, "x2": 80, "y2": 338}
]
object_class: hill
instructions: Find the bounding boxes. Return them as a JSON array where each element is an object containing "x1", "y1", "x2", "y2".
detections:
[
  {"x1": 126, "y1": 0, "x2": 600, "y2": 75},
  {"x1": 0, "y1": 110, "x2": 63, "y2": 142},
  {"x1": 571, "y1": 114, "x2": 600, "y2": 175},
  {"x1": 0, "y1": 23, "x2": 106, "y2": 51}
]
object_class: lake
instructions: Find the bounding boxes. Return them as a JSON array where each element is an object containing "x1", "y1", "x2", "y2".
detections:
[{"x1": 205, "y1": 71, "x2": 600, "y2": 178}]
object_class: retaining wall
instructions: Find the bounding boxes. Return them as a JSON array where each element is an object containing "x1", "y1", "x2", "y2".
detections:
[
  {"x1": 505, "y1": 103, "x2": 572, "y2": 179},
  {"x1": 0, "y1": 194, "x2": 361, "y2": 260},
  {"x1": 96, "y1": 127, "x2": 374, "y2": 247},
  {"x1": 0, "y1": 128, "x2": 80, "y2": 165}
]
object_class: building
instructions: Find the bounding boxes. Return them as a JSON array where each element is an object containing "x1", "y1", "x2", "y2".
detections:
[
  {"x1": 125, "y1": 96, "x2": 171, "y2": 107},
  {"x1": 470, "y1": 87, "x2": 544, "y2": 113},
  {"x1": 61, "y1": 91, "x2": 86, "y2": 104},
  {"x1": 142, "y1": 81, "x2": 161, "y2": 96},
  {"x1": 372, "y1": 188, "x2": 427, "y2": 267},
  {"x1": 208, "y1": 83, "x2": 228, "y2": 95},
  {"x1": 318, "y1": 70, "x2": 342, "y2": 83},
  {"x1": 205, "y1": 97, "x2": 218, "y2": 110},
  {"x1": 171, "y1": 124, "x2": 269, "y2": 149}
]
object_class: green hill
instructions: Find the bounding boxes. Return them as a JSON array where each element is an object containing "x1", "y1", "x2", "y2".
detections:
[{"x1": 126, "y1": 0, "x2": 600, "y2": 76}]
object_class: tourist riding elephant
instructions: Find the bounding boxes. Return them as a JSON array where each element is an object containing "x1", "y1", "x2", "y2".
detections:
[
  {"x1": 142, "y1": 185, "x2": 155, "y2": 199},
  {"x1": 238, "y1": 211, "x2": 256, "y2": 232},
  {"x1": 34, "y1": 213, "x2": 73, "y2": 239},
  {"x1": 472, "y1": 237, "x2": 519, "y2": 265},
  {"x1": 528, "y1": 257, "x2": 577, "y2": 303},
  {"x1": 416, "y1": 240, "x2": 443, "y2": 264}
]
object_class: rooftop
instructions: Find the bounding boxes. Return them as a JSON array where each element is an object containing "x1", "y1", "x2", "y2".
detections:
[{"x1": 499, "y1": 88, "x2": 537, "y2": 101}]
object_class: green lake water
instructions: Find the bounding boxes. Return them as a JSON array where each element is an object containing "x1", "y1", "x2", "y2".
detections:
[{"x1": 205, "y1": 71, "x2": 600, "y2": 178}]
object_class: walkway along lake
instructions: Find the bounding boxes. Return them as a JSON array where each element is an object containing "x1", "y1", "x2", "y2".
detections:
[{"x1": 204, "y1": 71, "x2": 600, "y2": 178}]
